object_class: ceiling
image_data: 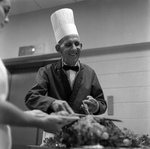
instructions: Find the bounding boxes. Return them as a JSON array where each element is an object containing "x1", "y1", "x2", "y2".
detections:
[{"x1": 10, "y1": 0, "x2": 86, "y2": 16}]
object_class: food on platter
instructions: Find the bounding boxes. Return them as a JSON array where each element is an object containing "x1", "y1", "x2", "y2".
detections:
[{"x1": 42, "y1": 115, "x2": 150, "y2": 148}]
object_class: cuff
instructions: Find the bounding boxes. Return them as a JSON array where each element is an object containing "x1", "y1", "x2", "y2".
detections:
[{"x1": 93, "y1": 100, "x2": 100, "y2": 114}]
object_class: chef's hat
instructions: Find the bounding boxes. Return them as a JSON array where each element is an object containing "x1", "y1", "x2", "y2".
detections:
[{"x1": 51, "y1": 8, "x2": 79, "y2": 43}]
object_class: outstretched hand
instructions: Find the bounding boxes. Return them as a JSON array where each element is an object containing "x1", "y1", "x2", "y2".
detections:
[
  {"x1": 41, "y1": 113, "x2": 79, "y2": 133},
  {"x1": 24, "y1": 109, "x2": 48, "y2": 117},
  {"x1": 24, "y1": 110, "x2": 78, "y2": 133}
]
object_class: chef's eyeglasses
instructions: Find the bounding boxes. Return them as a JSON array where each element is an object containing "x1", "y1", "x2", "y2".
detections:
[{"x1": 60, "y1": 41, "x2": 82, "y2": 48}]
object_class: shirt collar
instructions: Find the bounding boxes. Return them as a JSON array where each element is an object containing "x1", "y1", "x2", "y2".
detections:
[
  {"x1": 62, "y1": 59, "x2": 79, "y2": 67},
  {"x1": 61, "y1": 59, "x2": 80, "y2": 71}
]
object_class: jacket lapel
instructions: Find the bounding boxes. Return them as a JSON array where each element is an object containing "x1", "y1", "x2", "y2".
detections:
[
  {"x1": 57, "y1": 60, "x2": 72, "y2": 100},
  {"x1": 53, "y1": 60, "x2": 84, "y2": 103},
  {"x1": 68, "y1": 63, "x2": 84, "y2": 104}
]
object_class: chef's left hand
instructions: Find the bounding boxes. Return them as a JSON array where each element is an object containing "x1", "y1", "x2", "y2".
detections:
[{"x1": 83, "y1": 95, "x2": 99, "y2": 113}]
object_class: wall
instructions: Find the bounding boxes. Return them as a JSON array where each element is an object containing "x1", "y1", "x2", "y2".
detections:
[
  {"x1": 80, "y1": 43, "x2": 150, "y2": 135},
  {"x1": 0, "y1": 0, "x2": 150, "y2": 59}
]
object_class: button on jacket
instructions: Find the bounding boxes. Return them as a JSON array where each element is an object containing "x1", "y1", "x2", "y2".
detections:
[{"x1": 25, "y1": 59, "x2": 107, "y2": 115}]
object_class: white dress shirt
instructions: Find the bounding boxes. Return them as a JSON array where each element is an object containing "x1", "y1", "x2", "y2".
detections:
[{"x1": 62, "y1": 61, "x2": 80, "y2": 89}]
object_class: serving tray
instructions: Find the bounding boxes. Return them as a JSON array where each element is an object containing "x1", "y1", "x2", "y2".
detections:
[{"x1": 26, "y1": 145, "x2": 143, "y2": 149}]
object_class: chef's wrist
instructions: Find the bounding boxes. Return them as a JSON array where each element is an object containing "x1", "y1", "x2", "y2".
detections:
[{"x1": 92, "y1": 100, "x2": 99, "y2": 114}]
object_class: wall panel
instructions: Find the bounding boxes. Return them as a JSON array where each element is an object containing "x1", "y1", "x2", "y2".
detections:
[
  {"x1": 8, "y1": 69, "x2": 40, "y2": 148},
  {"x1": 104, "y1": 87, "x2": 150, "y2": 103}
]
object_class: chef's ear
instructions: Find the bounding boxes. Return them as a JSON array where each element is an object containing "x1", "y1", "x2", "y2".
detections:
[
  {"x1": 80, "y1": 42, "x2": 82, "y2": 49},
  {"x1": 55, "y1": 44, "x2": 61, "y2": 53}
]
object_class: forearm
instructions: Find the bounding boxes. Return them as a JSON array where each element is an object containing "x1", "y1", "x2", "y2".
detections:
[
  {"x1": 25, "y1": 92, "x2": 55, "y2": 113},
  {"x1": 94, "y1": 92, "x2": 107, "y2": 115},
  {"x1": 0, "y1": 100, "x2": 42, "y2": 128},
  {"x1": 91, "y1": 72, "x2": 107, "y2": 114},
  {"x1": 95, "y1": 100, "x2": 107, "y2": 115}
]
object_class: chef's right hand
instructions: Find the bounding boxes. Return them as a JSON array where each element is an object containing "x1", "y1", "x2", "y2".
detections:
[{"x1": 51, "y1": 100, "x2": 74, "y2": 114}]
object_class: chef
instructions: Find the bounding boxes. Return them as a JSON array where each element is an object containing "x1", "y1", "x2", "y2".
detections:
[{"x1": 25, "y1": 8, "x2": 107, "y2": 142}]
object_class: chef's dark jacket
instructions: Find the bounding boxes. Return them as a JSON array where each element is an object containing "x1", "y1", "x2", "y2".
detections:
[{"x1": 25, "y1": 59, "x2": 107, "y2": 115}]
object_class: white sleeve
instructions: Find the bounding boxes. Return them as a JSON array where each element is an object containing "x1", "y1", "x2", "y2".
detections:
[{"x1": 0, "y1": 58, "x2": 8, "y2": 101}]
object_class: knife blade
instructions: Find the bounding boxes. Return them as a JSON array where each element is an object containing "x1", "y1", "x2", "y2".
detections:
[{"x1": 72, "y1": 113, "x2": 122, "y2": 122}]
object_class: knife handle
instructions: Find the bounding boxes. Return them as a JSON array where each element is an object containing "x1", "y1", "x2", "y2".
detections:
[{"x1": 81, "y1": 101, "x2": 91, "y2": 115}]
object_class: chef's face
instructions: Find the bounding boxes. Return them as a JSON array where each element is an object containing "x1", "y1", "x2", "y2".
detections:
[
  {"x1": 56, "y1": 34, "x2": 82, "y2": 66},
  {"x1": 0, "y1": 0, "x2": 11, "y2": 30}
]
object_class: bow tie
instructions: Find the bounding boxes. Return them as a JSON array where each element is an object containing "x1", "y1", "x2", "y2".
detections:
[{"x1": 63, "y1": 65, "x2": 79, "y2": 71}]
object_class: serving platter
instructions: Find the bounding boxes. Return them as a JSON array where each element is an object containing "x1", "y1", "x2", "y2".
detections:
[{"x1": 26, "y1": 145, "x2": 143, "y2": 149}]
